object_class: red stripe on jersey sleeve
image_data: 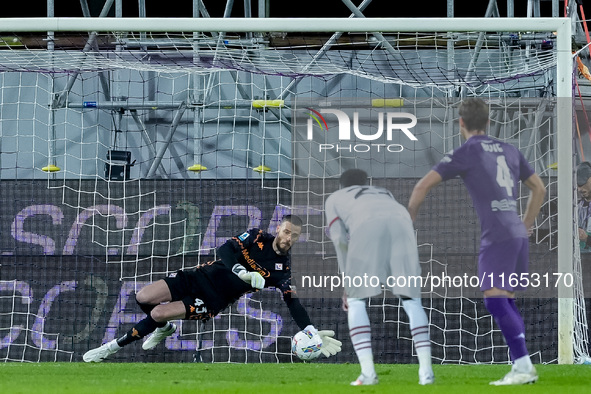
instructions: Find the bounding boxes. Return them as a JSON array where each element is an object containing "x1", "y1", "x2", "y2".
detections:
[{"x1": 328, "y1": 217, "x2": 340, "y2": 229}]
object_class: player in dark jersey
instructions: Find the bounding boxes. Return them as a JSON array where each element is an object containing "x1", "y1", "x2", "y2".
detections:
[
  {"x1": 408, "y1": 98, "x2": 546, "y2": 385},
  {"x1": 83, "y1": 215, "x2": 342, "y2": 362}
]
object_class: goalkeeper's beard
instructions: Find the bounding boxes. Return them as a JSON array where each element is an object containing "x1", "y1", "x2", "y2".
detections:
[{"x1": 273, "y1": 239, "x2": 290, "y2": 255}]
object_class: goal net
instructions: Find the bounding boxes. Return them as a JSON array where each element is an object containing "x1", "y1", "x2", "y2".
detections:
[{"x1": 0, "y1": 17, "x2": 582, "y2": 364}]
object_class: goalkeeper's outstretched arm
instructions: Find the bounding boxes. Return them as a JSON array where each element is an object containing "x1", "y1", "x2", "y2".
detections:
[
  {"x1": 281, "y1": 285, "x2": 312, "y2": 329},
  {"x1": 282, "y1": 285, "x2": 342, "y2": 357}
]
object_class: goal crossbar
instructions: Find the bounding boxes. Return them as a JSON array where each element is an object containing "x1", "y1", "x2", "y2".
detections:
[{"x1": 0, "y1": 17, "x2": 572, "y2": 34}]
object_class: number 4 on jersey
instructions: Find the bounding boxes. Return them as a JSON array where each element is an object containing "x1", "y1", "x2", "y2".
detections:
[{"x1": 496, "y1": 155, "x2": 514, "y2": 197}]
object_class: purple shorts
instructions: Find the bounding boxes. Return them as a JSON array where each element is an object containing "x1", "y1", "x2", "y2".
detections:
[{"x1": 478, "y1": 237, "x2": 529, "y2": 292}]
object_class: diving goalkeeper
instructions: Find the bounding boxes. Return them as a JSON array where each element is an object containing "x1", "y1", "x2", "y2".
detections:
[{"x1": 83, "y1": 215, "x2": 341, "y2": 362}]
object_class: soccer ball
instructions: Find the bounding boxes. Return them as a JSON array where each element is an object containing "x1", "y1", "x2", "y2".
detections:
[{"x1": 291, "y1": 329, "x2": 323, "y2": 360}]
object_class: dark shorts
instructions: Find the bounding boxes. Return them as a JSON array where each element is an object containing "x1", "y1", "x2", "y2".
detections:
[
  {"x1": 478, "y1": 237, "x2": 529, "y2": 292},
  {"x1": 163, "y1": 270, "x2": 214, "y2": 321}
]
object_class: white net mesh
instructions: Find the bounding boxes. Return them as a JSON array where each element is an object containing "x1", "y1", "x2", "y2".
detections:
[{"x1": 0, "y1": 20, "x2": 584, "y2": 364}]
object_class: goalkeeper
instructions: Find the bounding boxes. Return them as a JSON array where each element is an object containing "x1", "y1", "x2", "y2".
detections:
[
  {"x1": 83, "y1": 215, "x2": 341, "y2": 362},
  {"x1": 325, "y1": 169, "x2": 434, "y2": 386}
]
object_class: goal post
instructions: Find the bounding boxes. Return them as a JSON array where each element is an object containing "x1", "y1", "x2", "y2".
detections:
[{"x1": 0, "y1": 17, "x2": 579, "y2": 364}]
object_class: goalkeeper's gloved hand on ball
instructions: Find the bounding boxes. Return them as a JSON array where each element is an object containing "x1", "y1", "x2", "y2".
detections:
[
  {"x1": 304, "y1": 325, "x2": 342, "y2": 357},
  {"x1": 232, "y1": 264, "x2": 265, "y2": 289}
]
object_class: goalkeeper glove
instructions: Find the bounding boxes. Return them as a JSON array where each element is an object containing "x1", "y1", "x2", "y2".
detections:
[
  {"x1": 304, "y1": 325, "x2": 342, "y2": 358},
  {"x1": 232, "y1": 264, "x2": 265, "y2": 289}
]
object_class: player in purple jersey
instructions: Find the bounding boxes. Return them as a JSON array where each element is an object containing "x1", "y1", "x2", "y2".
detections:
[{"x1": 408, "y1": 98, "x2": 546, "y2": 386}]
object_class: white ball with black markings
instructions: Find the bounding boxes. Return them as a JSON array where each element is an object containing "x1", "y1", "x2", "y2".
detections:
[{"x1": 291, "y1": 329, "x2": 323, "y2": 361}]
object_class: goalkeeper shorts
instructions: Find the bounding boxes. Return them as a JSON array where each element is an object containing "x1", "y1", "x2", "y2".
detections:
[{"x1": 163, "y1": 270, "x2": 214, "y2": 321}]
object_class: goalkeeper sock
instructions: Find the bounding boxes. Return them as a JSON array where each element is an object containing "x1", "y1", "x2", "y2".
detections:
[
  {"x1": 136, "y1": 301, "x2": 167, "y2": 328},
  {"x1": 401, "y1": 298, "x2": 432, "y2": 374},
  {"x1": 347, "y1": 298, "x2": 376, "y2": 378},
  {"x1": 117, "y1": 315, "x2": 161, "y2": 347},
  {"x1": 484, "y1": 297, "x2": 529, "y2": 361}
]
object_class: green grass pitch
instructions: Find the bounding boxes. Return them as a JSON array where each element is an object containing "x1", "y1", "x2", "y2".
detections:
[{"x1": 0, "y1": 363, "x2": 589, "y2": 393}]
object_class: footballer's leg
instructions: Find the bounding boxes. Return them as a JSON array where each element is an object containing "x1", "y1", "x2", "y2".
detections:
[
  {"x1": 136, "y1": 279, "x2": 173, "y2": 312},
  {"x1": 347, "y1": 298, "x2": 378, "y2": 386},
  {"x1": 140, "y1": 301, "x2": 185, "y2": 350},
  {"x1": 83, "y1": 280, "x2": 179, "y2": 362},
  {"x1": 136, "y1": 280, "x2": 178, "y2": 350},
  {"x1": 484, "y1": 294, "x2": 537, "y2": 385},
  {"x1": 401, "y1": 297, "x2": 434, "y2": 385},
  {"x1": 84, "y1": 301, "x2": 185, "y2": 362},
  {"x1": 481, "y1": 240, "x2": 537, "y2": 385},
  {"x1": 83, "y1": 301, "x2": 184, "y2": 362},
  {"x1": 143, "y1": 291, "x2": 213, "y2": 350}
]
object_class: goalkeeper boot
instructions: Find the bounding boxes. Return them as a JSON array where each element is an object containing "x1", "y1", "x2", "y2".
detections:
[
  {"x1": 489, "y1": 366, "x2": 538, "y2": 386},
  {"x1": 83, "y1": 340, "x2": 120, "y2": 363},
  {"x1": 142, "y1": 322, "x2": 177, "y2": 350},
  {"x1": 350, "y1": 373, "x2": 378, "y2": 386}
]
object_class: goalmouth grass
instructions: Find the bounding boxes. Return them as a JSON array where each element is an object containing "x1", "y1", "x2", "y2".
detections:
[{"x1": 0, "y1": 363, "x2": 589, "y2": 394}]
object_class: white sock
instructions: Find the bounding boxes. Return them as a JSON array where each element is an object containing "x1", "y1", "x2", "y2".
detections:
[
  {"x1": 402, "y1": 298, "x2": 432, "y2": 375},
  {"x1": 347, "y1": 298, "x2": 376, "y2": 378},
  {"x1": 108, "y1": 339, "x2": 121, "y2": 351},
  {"x1": 513, "y1": 355, "x2": 533, "y2": 373}
]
